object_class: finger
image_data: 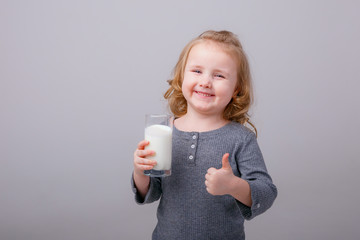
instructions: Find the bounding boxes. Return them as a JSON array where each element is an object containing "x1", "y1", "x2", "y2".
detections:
[
  {"x1": 207, "y1": 167, "x2": 217, "y2": 174},
  {"x1": 137, "y1": 140, "x2": 150, "y2": 150},
  {"x1": 204, "y1": 179, "x2": 209, "y2": 187},
  {"x1": 135, "y1": 157, "x2": 157, "y2": 166},
  {"x1": 221, "y1": 153, "x2": 231, "y2": 169},
  {"x1": 133, "y1": 161, "x2": 155, "y2": 175},
  {"x1": 206, "y1": 187, "x2": 214, "y2": 195},
  {"x1": 137, "y1": 164, "x2": 155, "y2": 171},
  {"x1": 136, "y1": 149, "x2": 155, "y2": 158},
  {"x1": 205, "y1": 173, "x2": 211, "y2": 181}
]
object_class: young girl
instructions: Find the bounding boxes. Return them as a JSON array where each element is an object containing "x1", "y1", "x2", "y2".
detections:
[{"x1": 132, "y1": 30, "x2": 277, "y2": 240}]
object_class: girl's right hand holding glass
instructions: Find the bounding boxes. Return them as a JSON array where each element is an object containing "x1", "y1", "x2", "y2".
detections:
[{"x1": 133, "y1": 140, "x2": 157, "y2": 176}]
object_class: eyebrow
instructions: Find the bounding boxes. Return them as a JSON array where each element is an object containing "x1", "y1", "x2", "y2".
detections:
[
  {"x1": 187, "y1": 65, "x2": 203, "y2": 69},
  {"x1": 186, "y1": 64, "x2": 231, "y2": 76}
]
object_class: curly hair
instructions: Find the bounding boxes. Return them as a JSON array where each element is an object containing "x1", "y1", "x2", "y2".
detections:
[{"x1": 164, "y1": 30, "x2": 257, "y2": 135}]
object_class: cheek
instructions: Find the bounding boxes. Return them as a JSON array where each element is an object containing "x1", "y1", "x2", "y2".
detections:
[
  {"x1": 216, "y1": 83, "x2": 235, "y2": 96},
  {"x1": 181, "y1": 77, "x2": 193, "y2": 96},
  {"x1": 180, "y1": 81, "x2": 190, "y2": 101}
]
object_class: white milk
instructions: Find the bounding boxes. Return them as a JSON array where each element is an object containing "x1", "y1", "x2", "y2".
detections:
[{"x1": 145, "y1": 124, "x2": 172, "y2": 170}]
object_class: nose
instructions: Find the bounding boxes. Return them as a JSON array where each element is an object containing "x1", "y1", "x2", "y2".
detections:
[{"x1": 199, "y1": 74, "x2": 212, "y2": 88}]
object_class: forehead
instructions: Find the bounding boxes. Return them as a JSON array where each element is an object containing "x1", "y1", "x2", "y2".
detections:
[
  {"x1": 186, "y1": 40, "x2": 237, "y2": 68},
  {"x1": 189, "y1": 40, "x2": 227, "y2": 56}
]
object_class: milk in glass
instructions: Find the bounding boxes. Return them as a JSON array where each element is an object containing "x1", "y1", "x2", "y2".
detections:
[
  {"x1": 145, "y1": 124, "x2": 172, "y2": 171},
  {"x1": 144, "y1": 114, "x2": 173, "y2": 177}
]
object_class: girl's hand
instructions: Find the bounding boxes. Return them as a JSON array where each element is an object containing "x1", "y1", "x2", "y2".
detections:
[
  {"x1": 205, "y1": 153, "x2": 235, "y2": 196},
  {"x1": 133, "y1": 140, "x2": 157, "y2": 176}
]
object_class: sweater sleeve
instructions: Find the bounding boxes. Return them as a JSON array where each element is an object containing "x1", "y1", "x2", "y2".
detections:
[
  {"x1": 235, "y1": 131, "x2": 277, "y2": 220},
  {"x1": 131, "y1": 174, "x2": 162, "y2": 204}
]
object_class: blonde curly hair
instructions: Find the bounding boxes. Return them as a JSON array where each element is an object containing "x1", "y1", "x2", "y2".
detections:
[{"x1": 164, "y1": 30, "x2": 257, "y2": 135}]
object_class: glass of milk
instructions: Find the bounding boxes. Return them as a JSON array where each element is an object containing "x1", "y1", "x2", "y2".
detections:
[{"x1": 144, "y1": 114, "x2": 173, "y2": 177}]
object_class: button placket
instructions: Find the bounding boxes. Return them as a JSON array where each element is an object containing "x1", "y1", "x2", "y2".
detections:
[{"x1": 188, "y1": 133, "x2": 198, "y2": 164}]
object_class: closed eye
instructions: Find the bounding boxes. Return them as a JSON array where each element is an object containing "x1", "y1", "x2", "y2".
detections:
[{"x1": 215, "y1": 74, "x2": 225, "y2": 79}]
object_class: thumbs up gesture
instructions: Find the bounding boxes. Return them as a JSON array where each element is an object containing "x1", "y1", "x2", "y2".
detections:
[{"x1": 205, "y1": 153, "x2": 235, "y2": 196}]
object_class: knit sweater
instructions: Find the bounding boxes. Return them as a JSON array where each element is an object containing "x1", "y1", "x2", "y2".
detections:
[{"x1": 131, "y1": 121, "x2": 277, "y2": 240}]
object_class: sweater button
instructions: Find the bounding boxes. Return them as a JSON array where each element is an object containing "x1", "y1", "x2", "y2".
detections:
[
  {"x1": 189, "y1": 155, "x2": 194, "y2": 160},
  {"x1": 192, "y1": 135, "x2": 197, "y2": 139},
  {"x1": 191, "y1": 144, "x2": 195, "y2": 149}
]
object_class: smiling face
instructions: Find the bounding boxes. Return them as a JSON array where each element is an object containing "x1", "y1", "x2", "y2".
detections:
[{"x1": 182, "y1": 40, "x2": 238, "y2": 118}]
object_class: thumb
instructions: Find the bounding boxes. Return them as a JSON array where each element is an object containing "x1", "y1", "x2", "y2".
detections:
[{"x1": 221, "y1": 153, "x2": 231, "y2": 170}]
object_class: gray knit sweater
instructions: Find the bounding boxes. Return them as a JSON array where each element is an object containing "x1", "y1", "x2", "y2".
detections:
[{"x1": 131, "y1": 121, "x2": 277, "y2": 240}]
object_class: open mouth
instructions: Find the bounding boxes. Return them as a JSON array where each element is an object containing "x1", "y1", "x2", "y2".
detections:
[{"x1": 195, "y1": 91, "x2": 215, "y2": 97}]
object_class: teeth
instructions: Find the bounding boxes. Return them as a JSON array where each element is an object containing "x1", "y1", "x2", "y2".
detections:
[{"x1": 196, "y1": 91, "x2": 212, "y2": 97}]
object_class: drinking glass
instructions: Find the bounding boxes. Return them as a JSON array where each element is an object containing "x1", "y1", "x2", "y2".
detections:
[{"x1": 144, "y1": 114, "x2": 173, "y2": 177}]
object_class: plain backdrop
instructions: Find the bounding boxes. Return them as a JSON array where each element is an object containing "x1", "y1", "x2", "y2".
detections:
[{"x1": 1, "y1": 0, "x2": 359, "y2": 239}]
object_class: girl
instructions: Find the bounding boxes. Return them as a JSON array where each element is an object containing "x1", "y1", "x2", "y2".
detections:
[{"x1": 132, "y1": 30, "x2": 277, "y2": 240}]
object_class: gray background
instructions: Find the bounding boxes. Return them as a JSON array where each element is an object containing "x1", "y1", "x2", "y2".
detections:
[{"x1": 1, "y1": 0, "x2": 359, "y2": 239}]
